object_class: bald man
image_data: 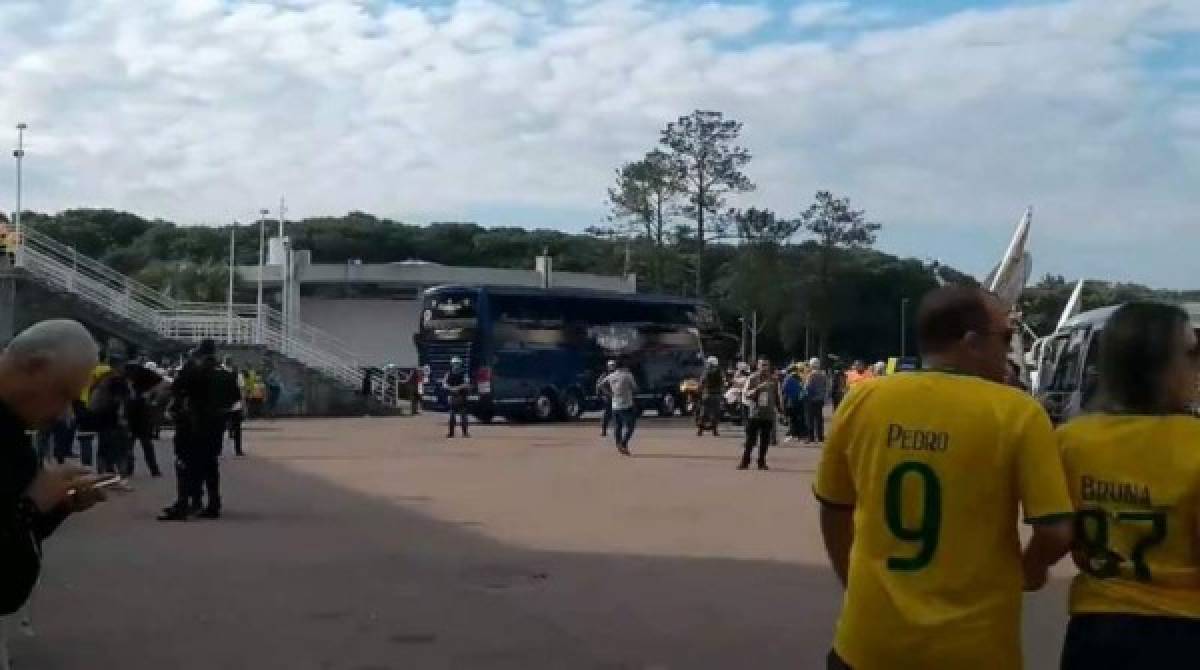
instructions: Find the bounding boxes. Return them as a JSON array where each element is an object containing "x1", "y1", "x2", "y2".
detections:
[{"x1": 0, "y1": 319, "x2": 109, "y2": 614}]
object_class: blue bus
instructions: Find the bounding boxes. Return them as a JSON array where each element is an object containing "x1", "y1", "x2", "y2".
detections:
[{"x1": 416, "y1": 285, "x2": 716, "y2": 422}]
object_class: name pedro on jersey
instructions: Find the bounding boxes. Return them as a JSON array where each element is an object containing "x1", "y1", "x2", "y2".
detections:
[
  {"x1": 886, "y1": 424, "x2": 950, "y2": 452},
  {"x1": 1081, "y1": 476, "x2": 1153, "y2": 507}
]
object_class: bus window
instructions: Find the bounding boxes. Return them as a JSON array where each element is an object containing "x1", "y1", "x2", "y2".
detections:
[
  {"x1": 1080, "y1": 333, "x2": 1102, "y2": 410},
  {"x1": 1046, "y1": 328, "x2": 1089, "y2": 393}
]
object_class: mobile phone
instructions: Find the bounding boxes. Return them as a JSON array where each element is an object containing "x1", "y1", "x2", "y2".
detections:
[{"x1": 89, "y1": 476, "x2": 123, "y2": 490}]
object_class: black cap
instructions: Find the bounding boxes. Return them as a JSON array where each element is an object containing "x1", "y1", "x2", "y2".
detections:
[{"x1": 197, "y1": 339, "x2": 216, "y2": 356}]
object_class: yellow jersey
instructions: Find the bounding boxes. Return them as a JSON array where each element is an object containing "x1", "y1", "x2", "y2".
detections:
[
  {"x1": 1058, "y1": 414, "x2": 1200, "y2": 618},
  {"x1": 80, "y1": 362, "x2": 113, "y2": 404},
  {"x1": 815, "y1": 371, "x2": 1072, "y2": 670}
]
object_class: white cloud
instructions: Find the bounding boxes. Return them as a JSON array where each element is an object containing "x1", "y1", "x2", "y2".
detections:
[
  {"x1": 790, "y1": 1, "x2": 892, "y2": 30},
  {"x1": 1, "y1": 0, "x2": 1198, "y2": 285}
]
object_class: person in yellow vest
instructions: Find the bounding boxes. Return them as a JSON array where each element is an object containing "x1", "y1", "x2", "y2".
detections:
[
  {"x1": 816, "y1": 285, "x2": 1073, "y2": 669},
  {"x1": 1058, "y1": 302, "x2": 1200, "y2": 668}
]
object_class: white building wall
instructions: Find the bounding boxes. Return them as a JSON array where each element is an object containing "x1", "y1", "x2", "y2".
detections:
[{"x1": 298, "y1": 297, "x2": 423, "y2": 367}]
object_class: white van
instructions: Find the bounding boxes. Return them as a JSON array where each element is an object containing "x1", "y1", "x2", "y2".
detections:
[{"x1": 1036, "y1": 303, "x2": 1200, "y2": 424}]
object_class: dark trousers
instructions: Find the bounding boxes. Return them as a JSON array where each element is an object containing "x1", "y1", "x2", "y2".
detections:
[
  {"x1": 78, "y1": 433, "x2": 95, "y2": 467},
  {"x1": 697, "y1": 395, "x2": 720, "y2": 435},
  {"x1": 601, "y1": 402, "x2": 613, "y2": 436},
  {"x1": 52, "y1": 419, "x2": 77, "y2": 464},
  {"x1": 194, "y1": 419, "x2": 225, "y2": 511},
  {"x1": 97, "y1": 429, "x2": 132, "y2": 476},
  {"x1": 787, "y1": 402, "x2": 806, "y2": 437},
  {"x1": 742, "y1": 418, "x2": 772, "y2": 465},
  {"x1": 172, "y1": 420, "x2": 202, "y2": 509},
  {"x1": 613, "y1": 408, "x2": 636, "y2": 448},
  {"x1": 831, "y1": 392, "x2": 844, "y2": 412},
  {"x1": 1061, "y1": 613, "x2": 1200, "y2": 669},
  {"x1": 130, "y1": 430, "x2": 162, "y2": 476},
  {"x1": 227, "y1": 411, "x2": 244, "y2": 456},
  {"x1": 827, "y1": 649, "x2": 852, "y2": 669},
  {"x1": 806, "y1": 400, "x2": 826, "y2": 442},
  {"x1": 447, "y1": 402, "x2": 469, "y2": 436}
]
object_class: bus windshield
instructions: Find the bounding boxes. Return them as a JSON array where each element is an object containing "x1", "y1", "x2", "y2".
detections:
[{"x1": 421, "y1": 291, "x2": 479, "y2": 339}]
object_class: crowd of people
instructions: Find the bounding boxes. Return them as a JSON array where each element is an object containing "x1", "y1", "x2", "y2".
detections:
[{"x1": 7, "y1": 285, "x2": 1200, "y2": 669}]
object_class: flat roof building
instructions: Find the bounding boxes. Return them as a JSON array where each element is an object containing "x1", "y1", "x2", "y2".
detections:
[{"x1": 238, "y1": 244, "x2": 636, "y2": 367}]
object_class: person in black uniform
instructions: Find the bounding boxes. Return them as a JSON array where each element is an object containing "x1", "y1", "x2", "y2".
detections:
[
  {"x1": 696, "y1": 356, "x2": 723, "y2": 437},
  {"x1": 443, "y1": 357, "x2": 470, "y2": 438},
  {"x1": 159, "y1": 340, "x2": 239, "y2": 520}
]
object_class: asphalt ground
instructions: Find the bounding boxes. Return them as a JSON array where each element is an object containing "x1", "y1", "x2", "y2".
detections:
[{"x1": 12, "y1": 414, "x2": 1072, "y2": 669}]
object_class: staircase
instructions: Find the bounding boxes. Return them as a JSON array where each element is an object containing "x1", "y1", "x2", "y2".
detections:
[{"x1": 11, "y1": 226, "x2": 399, "y2": 407}]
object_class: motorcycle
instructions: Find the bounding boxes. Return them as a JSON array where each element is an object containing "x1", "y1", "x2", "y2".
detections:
[{"x1": 679, "y1": 378, "x2": 700, "y2": 416}]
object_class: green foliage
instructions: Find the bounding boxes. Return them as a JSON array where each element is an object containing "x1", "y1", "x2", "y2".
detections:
[
  {"x1": 659, "y1": 110, "x2": 755, "y2": 296},
  {"x1": 135, "y1": 260, "x2": 237, "y2": 303}
]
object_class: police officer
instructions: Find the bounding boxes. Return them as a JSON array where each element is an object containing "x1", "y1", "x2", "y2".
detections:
[
  {"x1": 697, "y1": 356, "x2": 723, "y2": 437},
  {"x1": 442, "y1": 357, "x2": 470, "y2": 438},
  {"x1": 159, "y1": 340, "x2": 239, "y2": 521}
]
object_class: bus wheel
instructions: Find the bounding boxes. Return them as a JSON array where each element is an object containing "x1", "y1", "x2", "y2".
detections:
[
  {"x1": 562, "y1": 391, "x2": 584, "y2": 420},
  {"x1": 534, "y1": 393, "x2": 557, "y2": 422},
  {"x1": 475, "y1": 409, "x2": 494, "y2": 424},
  {"x1": 658, "y1": 393, "x2": 678, "y2": 417}
]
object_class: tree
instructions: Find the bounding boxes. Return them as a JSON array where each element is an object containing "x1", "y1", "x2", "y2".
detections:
[
  {"x1": 607, "y1": 150, "x2": 681, "y2": 291},
  {"x1": 799, "y1": 191, "x2": 882, "y2": 355},
  {"x1": 715, "y1": 208, "x2": 802, "y2": 359},
  {"x1": 659, "y1": 110, "x2": 754, "y2": 297}
]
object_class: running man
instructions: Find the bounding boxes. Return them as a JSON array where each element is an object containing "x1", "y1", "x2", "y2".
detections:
[{"x1": 815, "y1": 285, "x2": 1073, "y2": 669}]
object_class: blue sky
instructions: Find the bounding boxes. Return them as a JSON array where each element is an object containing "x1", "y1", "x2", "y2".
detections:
[{"x1": 2, "y1": 0, "x2": 1199, "y2": 287}]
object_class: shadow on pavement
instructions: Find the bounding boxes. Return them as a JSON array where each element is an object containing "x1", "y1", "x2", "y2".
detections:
[
  {"x1": 19, "y1": 434, "x2": 1072, "y2": 670},
  {"x1": 19, "y1": 443, "x2": 842, "y2": 670}
]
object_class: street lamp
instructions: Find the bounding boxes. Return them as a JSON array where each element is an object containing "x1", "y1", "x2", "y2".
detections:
[
  {"x1": 900, "y1": 298, "x2": 910, "y2": 357},
  {"x1": 13, "y1": 122, "x2": 27, "y2": 265},
  {"x1": 256, "y1": 208, "x2": 268, "y2": 344}
]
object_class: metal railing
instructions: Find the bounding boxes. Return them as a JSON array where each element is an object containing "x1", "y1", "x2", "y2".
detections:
[{"x1": 14, "y1": 226, "x2": 391, "y2": 400}]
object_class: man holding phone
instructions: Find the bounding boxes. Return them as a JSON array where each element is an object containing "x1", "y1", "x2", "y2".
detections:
[{"x1": 0, "y1": 320, "x2": 109, "y2": 614}]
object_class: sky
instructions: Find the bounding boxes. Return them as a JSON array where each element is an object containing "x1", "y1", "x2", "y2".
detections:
[{"x1": 1, "y1": 0, "x2": 1198, "y2": 287}]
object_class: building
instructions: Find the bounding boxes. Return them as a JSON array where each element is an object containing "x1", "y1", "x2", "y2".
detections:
[{"x1": 238, "y1": 242, "x2": 636, "y2": 367}]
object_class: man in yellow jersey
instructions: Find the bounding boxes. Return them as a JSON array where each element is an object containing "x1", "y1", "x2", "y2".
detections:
[
  {"x1": 815, "y1": 285, "x2": 1074, "y2": 669},
  {"x1": 1058, "y1": 302, "x2": 1200, "y2": 668}
]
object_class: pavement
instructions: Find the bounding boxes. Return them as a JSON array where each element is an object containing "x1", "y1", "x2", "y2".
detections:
[{"x1": 13, "y1": 415, "x2": 1071, "y2": 669}]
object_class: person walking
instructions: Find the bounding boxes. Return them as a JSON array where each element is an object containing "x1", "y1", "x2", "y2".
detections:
[
  {"x1": 782, "y1": 364, "x2": 806, "y2": 442},
  {"x1": 697, "y1": 357, "x2": 724, "y2": 437},
  {"x1": 604, "y1": 358, "x2": 638, "y2": 455},
  {"x1": 124, "y1": 361, "x2": 163, "y2": 477},
  {"x1": 804, "y1": 357, "x2": 829, "y2": 444},
  {"x1": 815, "y1": 286, "x2": 1073, "y2": 669},
  {"x1": 596, "y1": 360, "x2": 616, "y2": 437},
  {"x1": 224, "y1": 360, "x2": 245, "y2": 456},
  {"x1": 442, "y1": 357, "x2": 471, "y2": 438},
  {"x1": 739, "y1": 359, "x2": 782, "y2": 470},
  {"x1": 1057, "y1": 302, "x2": 1200, "y2": 669}
]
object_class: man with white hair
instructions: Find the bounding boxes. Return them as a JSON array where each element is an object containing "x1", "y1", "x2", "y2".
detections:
[
  {"x1": 804, "y1": 357, "x2": 830, "y2": 444},
  {"x1": 0, "y1": 319, "x2": 108, "y2": 614}
]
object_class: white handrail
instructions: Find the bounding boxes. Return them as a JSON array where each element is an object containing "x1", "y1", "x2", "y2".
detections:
[{"x1": 14, "y1": 226, "x2": 380, "y2": 398}]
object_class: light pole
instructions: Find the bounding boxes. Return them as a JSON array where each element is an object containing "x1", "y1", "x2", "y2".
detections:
[
  {"x1": 900, "y1": 298, "x2": 910, "y2": 357},
  {"x1": 737, "y1": 317, "x2": 746, "y2": 363},
  {"x1": 13, "y1": 122, "x2": 27, "y2": 265},
  {"x1": 256, "y1": 208, "x2": 268, "y2": 344},
  {"x1": 227, "y1": 221, "x2": 236, "y2": 344}
]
